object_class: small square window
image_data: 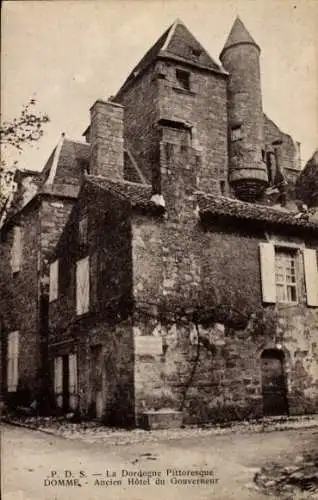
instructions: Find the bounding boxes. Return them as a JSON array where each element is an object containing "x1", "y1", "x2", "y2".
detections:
[
  {"x1": 275, "y1": 249, "x2": 298, "y2": 304},
  {"x1": 176, "y1": 69, "x2": 190, "y2": 91},
  {"x1": 231, "y1": 125, "x2": 242, "y2": 142}
]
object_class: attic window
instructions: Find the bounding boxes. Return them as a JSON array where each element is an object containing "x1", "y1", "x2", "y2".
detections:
[
  {"x1": 176, "y1": 69, "x2": 190, "y2": 91},
  {"x1": 191, "y1": 48, "x2": 202, "y2": 57},
  {"x1": 231, "y1": 125, "x2": 242, "y2": 142}
]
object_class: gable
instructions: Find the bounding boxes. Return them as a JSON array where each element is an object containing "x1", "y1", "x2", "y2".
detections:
[
  {"x1": 117, "y1": 19, "x2": 224, "y2": 96},
  {"x1": 162, "y1": 22, "x2": 221, "y2": 71}
]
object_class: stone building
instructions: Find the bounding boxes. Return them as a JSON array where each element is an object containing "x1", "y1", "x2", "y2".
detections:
[{"x1": 1, "y1": 18, "x2": 317, "y2": 425}]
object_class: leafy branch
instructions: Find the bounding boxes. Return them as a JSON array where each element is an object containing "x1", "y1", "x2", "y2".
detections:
[{"x1": 0, "y1": 97, "x2": 50, "y2": 219}]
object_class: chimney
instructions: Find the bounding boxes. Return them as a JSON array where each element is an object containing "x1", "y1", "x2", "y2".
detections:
[{"x1": 89, "y1": 99, "x2": 124, "y2": 179}]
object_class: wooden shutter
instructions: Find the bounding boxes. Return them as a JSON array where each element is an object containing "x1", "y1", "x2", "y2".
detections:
[
  {"x1": 259, "y1": 243, "x2": 276, "y2": 303},
  {"x1": 54, "y1": 356, "x2": 63, "y2": 408},
  {"x1": 11, "y1": 227, "x2": 23, "y2": 273},
  {"x1": 7, "y1": 336, "x2": 13, "y2": 391},
  {"x1": 7, "y1": 331, "x2": 19, "y2": 392},
  {"x1": 304, "y1": 249, "x2": 318, "y2": 307},
  {"x1": 12, "y1": 332, "x2": 19, "y2": 391},
  {"x1": 7, "y1": 332, "x2": 19, "y2": 392},
  {"x1": 49, "y1": 260, "x2": 59, "y2": 302},
  {"x1": 68, "y1": 354, "x2": 78, "y2": 410},
  {"x1": 90, "y1": 252, "x2": 98, "y2": 311},
  {"x1": 76, "y1": 256, "x2": 90, "y2": 315}
]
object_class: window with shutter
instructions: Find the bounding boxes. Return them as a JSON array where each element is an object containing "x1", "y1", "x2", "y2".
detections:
[
  {"x1": 76, "y1": 256, "x2": 90, "y2": 315},
  {"x1": 259, "y1": 243, "x2": 276, "y2": 303},
  {"x1": 304, "y1": 249, "x2": 318, "y2": 307},
  {"x1": 49, "y1": 260, "x2": 59, "y2": 302},
  {"x1": 54, "y1": 356, "x2": 63, "y2": 408},
  {"x1": 68, "y1": 354, "x2": 78, "y2": 410},
  {"x1": 11, "y1": 227, "x2": 23, "y2": 273},
  {"x1": 7, "y1": 331, "x2": 19, "y2": 392}
]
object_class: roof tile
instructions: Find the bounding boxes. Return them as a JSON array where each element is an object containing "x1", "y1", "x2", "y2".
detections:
[{"x1": 197, "y1": 192, "x2": 318, "y2": 230}]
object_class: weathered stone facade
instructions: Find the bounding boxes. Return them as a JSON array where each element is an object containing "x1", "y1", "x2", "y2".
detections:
[{"x1": 1, "y1": 17, "x2": 317, "y2": 425}]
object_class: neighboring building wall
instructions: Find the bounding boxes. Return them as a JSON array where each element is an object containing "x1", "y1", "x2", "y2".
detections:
[
  {"x1": 264, "y1": 114, "x2": 301, "y2": 172},
  {"x1": 0, "y1": 204, "x2": 41, "y2": 403},
  {"x1": 296, "y1": 150, "x2": 318, "y2": 208},
  {"x1": 0, "y1": 189, "x2": 77, "y2": 405}
]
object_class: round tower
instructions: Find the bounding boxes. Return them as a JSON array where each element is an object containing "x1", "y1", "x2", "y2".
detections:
[{"x1": 220, "y1": 17, "x2": 268, "y2": 201}]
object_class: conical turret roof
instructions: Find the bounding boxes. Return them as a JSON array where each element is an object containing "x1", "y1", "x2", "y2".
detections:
[{"x1": 220, "y1": 17, "x2": 260, "y2": 58}]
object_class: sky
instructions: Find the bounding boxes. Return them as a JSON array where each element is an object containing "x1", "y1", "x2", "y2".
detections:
[{"x1": 1, "y1": 0, "x2": 318, "y2": 172}]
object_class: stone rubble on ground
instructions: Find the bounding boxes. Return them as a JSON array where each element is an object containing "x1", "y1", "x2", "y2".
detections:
[
  {"x1": 4, "y1": 414, "x2": 318, "y2": 447},
  {"x1": 253, "y1": 453, "x2": 318, "y2": 499}
]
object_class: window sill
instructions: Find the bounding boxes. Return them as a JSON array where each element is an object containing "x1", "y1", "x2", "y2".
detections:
[
  {"x1": 172, "y1": 86, "x2": 196, "y2": 96},
  {"x1": 276, "y1": 300, "x2": 299, "y2": 306},
  {"x1": 75, "y1": 311, "x2": 91, "y2": 319}
]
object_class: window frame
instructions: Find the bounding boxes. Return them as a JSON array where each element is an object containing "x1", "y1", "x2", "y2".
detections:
[
  {"x1": 175, "y1": 68, "x2": 191, "y2": 91},
  {"x1": 274, "y1": 247, "x2": 299, "y2": 304},
  {"x1": 230, "y1": 125, "x2": 242, "y2": 142}
]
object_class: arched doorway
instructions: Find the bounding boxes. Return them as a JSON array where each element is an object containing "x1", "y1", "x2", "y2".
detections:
[{"x1": 261, "y1": 349, "x2": 288, "y2": 416}]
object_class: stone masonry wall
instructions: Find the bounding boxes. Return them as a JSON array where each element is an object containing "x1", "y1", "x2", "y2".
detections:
[
  {"x1": 0, "y1": 192, "x2": 77, "y2": 404},
  {"x1": 132, "y1": 195, "x2": 318, "y2": 423},
  {"x1": 48, "y1": 182, "x2": 134, "y2": 423},
  {"x1": 75, "y1": 318, "x2": 134, "y2": 426},
  {"x1": 49, "y1": 182, "x2": 132, "y2": 338},
  {"x1": 157, "y1": 62, "x2": 228, "y2": 194},
  {"x1": 0, "y1": 205, "x2": 41, "y2": 401},
  {"x1": 117, "y1": 60, "x2": 228, "y2": 196},
  {"x1": 264, "y1": 114, "x2": 301, "y2": 172},
  {"x1": 116, "y1": 67, "x2": 159, "y2": 184}
]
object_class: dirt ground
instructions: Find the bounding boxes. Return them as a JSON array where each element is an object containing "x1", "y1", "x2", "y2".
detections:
[{"x1": 1, "y1": 423, "x2": 318, "y2": 500}]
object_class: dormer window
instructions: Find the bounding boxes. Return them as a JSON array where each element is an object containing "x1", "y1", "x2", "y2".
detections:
[
  {"x1": 176, "y1": 69, "x2": 190, "y2": 91},
  {"x1": 231, "y1": 125, "x2": 242, "y2": 142}
]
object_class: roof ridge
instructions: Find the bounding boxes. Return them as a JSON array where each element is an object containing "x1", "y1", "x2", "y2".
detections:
[
  {"x1": 45, "y1": 133, "x2": 65, "y2": 185},
  {"x1": 87, "y1": 175, "x2": 151, "y2": 188},
  {"x1": 161, "y1": 18, "x2": 182, "y2": 51}
]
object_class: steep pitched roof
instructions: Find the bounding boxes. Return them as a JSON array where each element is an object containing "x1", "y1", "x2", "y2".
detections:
[
  {"x1": 38, "y1": 138, "x2": 89, "y2": 188},
  {"x1": 197, "y1": 192, "x2": 318, "y2": 231},
  {"x1": 117, "y1": 19, "x2": 225, "y2": 95},
  {"x1": 220, "y1": 16, "x2": 260, "y2": 57}
]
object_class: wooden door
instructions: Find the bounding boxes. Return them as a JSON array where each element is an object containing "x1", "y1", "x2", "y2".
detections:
[
  {"x1": 261, "y1": 349, "x2": 288, "y2": 416},
  {"x1": 62, "y1": 355, "x2": 69, "y2": 412}
]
